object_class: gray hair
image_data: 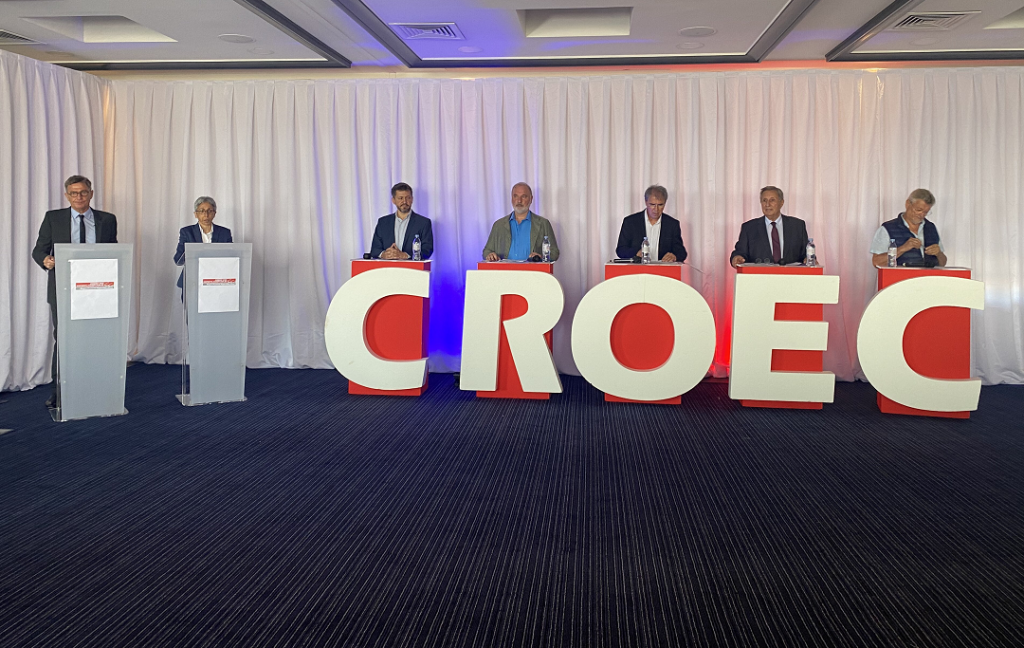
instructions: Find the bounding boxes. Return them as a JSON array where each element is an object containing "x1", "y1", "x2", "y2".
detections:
[
  {"x1": 907, "y1": 188, "x2": 935, "y2": 206},
  {"x1": 760, "y1": 185, "x2": 784, "y2": 202},
  {"x1": 193, "y1": 196, "x2": 217, "y2": 212},
  {"x1": 64, "y1": 175, "x2": 92, "y2": 191},
  {"x1": 644, "y1": 185, "x2": 668, "y2": 202}
]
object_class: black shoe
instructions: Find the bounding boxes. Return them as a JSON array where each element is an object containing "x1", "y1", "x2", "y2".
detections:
[{"x1": 45, "y1": 394, "x2": 57, "y2": 409}]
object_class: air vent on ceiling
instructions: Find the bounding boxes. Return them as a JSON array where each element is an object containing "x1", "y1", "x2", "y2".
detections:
[
  {"x1": 389, "y1": 23, "x2": 464, "y2": 40},
  {"x1": 0, "y1": 29, "x2": 37, "y2": 45},
  {"x1": 889, "y1": 11, "x2": 980, "y2": 31}
]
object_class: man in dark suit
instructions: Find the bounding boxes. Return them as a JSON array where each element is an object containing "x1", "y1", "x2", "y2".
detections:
[
  {"x1": 370, "y1": 183, "x2": 433, "y2": 260},
  {"x1": 616, "y1": 185, "x2": 687, "y2": 262},
  {"x1": 174, "y1": 196, "x2": 233, "y2": 291},
  {"x1": 730, "y1": 186, "x2": 808, "y2": 268},
  {"x1": 32, "y1": 175, "x2": 118, "y2": 408}
]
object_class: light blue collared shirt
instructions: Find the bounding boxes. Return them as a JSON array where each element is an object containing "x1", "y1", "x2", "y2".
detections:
[
  {"x1": 70, "y1": 208, "x2": 96, "y2": 244},
  {"x1": 508, "y1": 212, "x2": 532, "y2": 260},
  {"x1": 394, "y1": 213, "x2": 411, "y2": 253}
]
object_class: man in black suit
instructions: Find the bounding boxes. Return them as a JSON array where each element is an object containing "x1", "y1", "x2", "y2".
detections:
[
  {"x1": 730, "y1": 186, "x2": 808, "y2": 268},
  {"x1": 615, "y1": 185, "x2": 687, "y2": 262},
  {"x1": 32, "y1": 175, "x2": 118, "y2": 408},
  {"x1": 174, "y1": 196, "x2": 233, "y2": 291},
  {"x1": 370, "y1": 183, "x2": 433, "y2": 260}
]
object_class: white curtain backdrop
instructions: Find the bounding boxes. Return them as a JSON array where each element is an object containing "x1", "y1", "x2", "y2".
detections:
[
  {"x1": 0, "y1": 50, "x2": 107, "y2": 392},
  {"x1": 3, "y1": 52, "x2": 1023, "y2": 391}
]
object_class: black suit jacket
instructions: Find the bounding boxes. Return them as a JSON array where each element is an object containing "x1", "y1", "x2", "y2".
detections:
[
  {"x1": 32, "y1": 207, "x2": 118, "y2": 305},
  {"x1": 731, "y1": 215, "x2": 808, "y2": 266},
  {"x1": 370, "y1": 212, "x2": 433, "y2": 259},
  {"x1": 174, "y1": 223, "x2": 234, "y2": 288},
  {"x1": 615, "y1": 211, "x2": 687, "y2": 262}
]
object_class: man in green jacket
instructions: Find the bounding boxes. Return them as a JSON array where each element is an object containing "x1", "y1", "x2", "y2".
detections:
[{"x1": 483, "y1": 182, "x2": 560, "y2": 262}]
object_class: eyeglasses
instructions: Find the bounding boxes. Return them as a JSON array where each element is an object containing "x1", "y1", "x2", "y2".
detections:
[
  {"x1": 195, "y1": 209, "x2": 216, "y2": 215},
  {"x1": 67, "y1": 190, "x2": 92, "y2": 198}
]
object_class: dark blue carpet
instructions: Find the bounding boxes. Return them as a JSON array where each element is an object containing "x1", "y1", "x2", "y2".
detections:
[{"x1": 0, "y1": 365, "x2": 1022, "y2": 647}]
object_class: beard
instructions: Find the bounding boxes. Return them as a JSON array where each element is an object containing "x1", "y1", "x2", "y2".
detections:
[{"x1": 513, "y1": 205, "x2": 530, "y2": 216}]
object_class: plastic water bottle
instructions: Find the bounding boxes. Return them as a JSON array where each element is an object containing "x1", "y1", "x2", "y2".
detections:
[
  {"x1": 542, "y1": 235, "x2": 551, "y2": 262},
  {"x1": 887, "y1": 238, "x2": 897, "y2": 267},
  {"x1": 804, "y1": 238, "x2": 817, "y2": 267},
  {"x1": 641, "y1": 237, "x2": 651, "y2": 264},
  {"x1": 412, "y1": 234, "x2": 421, "y2": 261}
]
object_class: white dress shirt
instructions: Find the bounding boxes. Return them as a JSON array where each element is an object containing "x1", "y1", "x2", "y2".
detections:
[{"x1": 645, "y1": 216, "x2": 662, "y2": 261}]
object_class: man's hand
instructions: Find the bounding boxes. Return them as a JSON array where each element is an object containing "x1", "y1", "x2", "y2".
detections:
[
  {"x1": 899, "y1": 238, "x2": 922, "y2": 255},
  {"x1": 43, "y1": 255, "x2": 55, "y2": 270},
  {"x1": 528, "y1": 252, "x2": 542, "y2": 261},
  {"x1": 924, "y1": 244, "x2": 942, "y2": 256},
  {"x1": 381, "y1": 243, "x2": 408, "y2": 260},
  {"x1": 486, "y1": 252, "x2": 501, "y2": 262},
  {"x1": 661, "y1": 252, "x2": 677, "y2": 263},
  {"x1": 731, "y1": 255, "x2": 745, "y2": 268}
]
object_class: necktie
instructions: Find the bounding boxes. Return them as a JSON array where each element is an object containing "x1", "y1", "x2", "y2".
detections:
[
  {"x1": 78, "y1": 214, "x2": 86, "y2": 244},
  {"x1": 771, "y1": 221, "x2": 781, "y2": 263}
]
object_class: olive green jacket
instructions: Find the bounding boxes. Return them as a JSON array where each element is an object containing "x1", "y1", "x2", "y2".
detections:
[{"x1": 481, "y1": 212, "x2": 560, "y2": 261}]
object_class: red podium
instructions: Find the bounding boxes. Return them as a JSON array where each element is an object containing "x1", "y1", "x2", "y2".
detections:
[
  {"x1": 348, "y1": 259, "x2": 430, "y2": 396},
  {"x1": 735, "y1": 264, "x2": 826, "y2": 410},
  {"x1": 875, "y1": 266, "x2": 972, "y2": 419},
  {"x1": 603, "y1": 262, "x2": 684, "y2": 404},
  {"x1": 476, "y1": 261, "x2": 554, "y2": 400}
]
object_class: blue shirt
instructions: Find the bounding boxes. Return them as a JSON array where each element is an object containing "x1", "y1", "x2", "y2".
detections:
[
  {"x1": 70, "y1": 208, "x2": 97, "y2": 244},
  {"x1": 507, "y1": 212, "x2": 532, "y2": 260}
]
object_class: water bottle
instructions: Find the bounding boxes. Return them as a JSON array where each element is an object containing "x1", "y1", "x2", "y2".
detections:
[
  {"x1": 412, "y1": 234, "x2": 421, "y2": 261},
  {"x1": 804, "y1": 238, "x2": 817, "y2": 267},
  {"x1": 542, "y1": 235, "x2": 551, "y2": 262},
  {"x1": 641, "y1": 237, "x2": 651, "y2": 264},
  {"x1": 887, "y1": 238, "x2": 897, "y2": 267}
]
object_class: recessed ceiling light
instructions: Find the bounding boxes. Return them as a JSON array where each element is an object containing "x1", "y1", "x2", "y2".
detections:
[
  {"x1": 458, "y1": 46, "x2": 481, "y2": 53},
  {"x1": 677, "y1": 42, "x2": 704, "y2": 50},
  {"x1": 219, "y1": 34, "x2": 255, "y2": 44},
  {"x1": 678, "y1": 26, "x2": 716, "y2": 38}
]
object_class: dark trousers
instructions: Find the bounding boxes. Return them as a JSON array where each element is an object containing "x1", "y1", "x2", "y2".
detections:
[{"x1": 49, "y1": 301, "x2": 59, "y2": 401}]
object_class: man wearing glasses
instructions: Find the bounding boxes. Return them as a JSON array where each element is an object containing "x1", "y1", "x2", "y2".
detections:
[{"x1": 32, "y1": 175, "x2": 119, "y2": 408}]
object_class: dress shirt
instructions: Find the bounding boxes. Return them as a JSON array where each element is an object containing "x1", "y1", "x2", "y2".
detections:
[
  {"x1": 201, "y1": 226, "x2": 213, "y2": 244},
  {"x1": 765, "y1": 216, "x2": 783, "y2": 258},
  {"x1": 508, "y1": 212, "x2": 533, "y2": 260},
  {"x1": 869, "y1": 215, "x2": 944, "y2": 254},
  {"x1": 645, "y1": 216, "x2": 662, "y2": 260},
  {"x1": 394, "y1": 213, "x2": 411, "y2": 253},
  {"x1": 70, "y1": 208, "x2": 97, "y2": 244}
]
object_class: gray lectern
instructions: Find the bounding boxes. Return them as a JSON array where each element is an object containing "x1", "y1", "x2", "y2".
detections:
[
  {"x1": 52, "y1": 243, "x2": 134, "y2": 422},
  {"x1": 178, "y1": 242, "x2": 252, "y2": 406}
]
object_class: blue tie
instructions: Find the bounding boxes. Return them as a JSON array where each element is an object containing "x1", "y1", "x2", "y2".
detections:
[{"x1": 79, "y1": 214, "x2": 86, "y2": 243}]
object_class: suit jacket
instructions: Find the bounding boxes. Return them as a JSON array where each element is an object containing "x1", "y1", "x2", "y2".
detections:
[
  {"x1": 32, "y1": 207, "x2": 118, "y2": 305},
  {"x1": 615, "y1": 211, "x2": 687, "y2": 262},
  {"x1": 731, "y1": 215, "x2": 808, "y2": 266},
  {"x1": 369, "y1": 212, "x2": 433, "y2": 259},
  {"x1": 482, "y1": 212, "x2": 560, "y2": 261},
  {"x1": 174, "y1": 223, "x2": 233, "y2": 288}
]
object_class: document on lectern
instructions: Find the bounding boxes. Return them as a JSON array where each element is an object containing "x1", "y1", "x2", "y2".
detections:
[
  {"x1": 69, "y1": 258, "x2": 119, "y2": 320},
  {"x1": 198, "y1": 257, "x2": 240, "y2": 313}
]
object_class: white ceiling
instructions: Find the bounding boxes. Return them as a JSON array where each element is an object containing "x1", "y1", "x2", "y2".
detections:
[{"x1": 0, "y1": 0, "x2": 1021, "y2": 69}]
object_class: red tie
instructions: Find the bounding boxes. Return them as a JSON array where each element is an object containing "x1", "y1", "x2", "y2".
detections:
[{"x1": 771, "y1": 221, "x2": 781, "y2": 263}]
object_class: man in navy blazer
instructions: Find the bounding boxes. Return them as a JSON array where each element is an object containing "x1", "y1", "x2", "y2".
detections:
[
  {"x1": 730, "y1": 186, "x2": 808, "y2": 268},
  {"x1": 370, "y1": 183, "x2": 433, "y2": 260},
  {"x1": 616, "y1": 185, "x2": 687, "y2": 262},
  {"x1": 32, "y1": 175, "x2": 118, "y2": 408},
  {"x1": 174, "y1": 196, "x2": 233, "y2": 289}
]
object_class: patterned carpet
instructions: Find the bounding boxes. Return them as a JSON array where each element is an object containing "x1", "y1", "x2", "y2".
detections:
[{"x1": 0, "y1": 365, "x2": 1022, "y2": 647}]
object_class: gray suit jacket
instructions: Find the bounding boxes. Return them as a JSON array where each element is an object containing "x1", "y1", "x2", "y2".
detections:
[{"x1": 482, "y1": 212, "x2": 560, "y2": 261}]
